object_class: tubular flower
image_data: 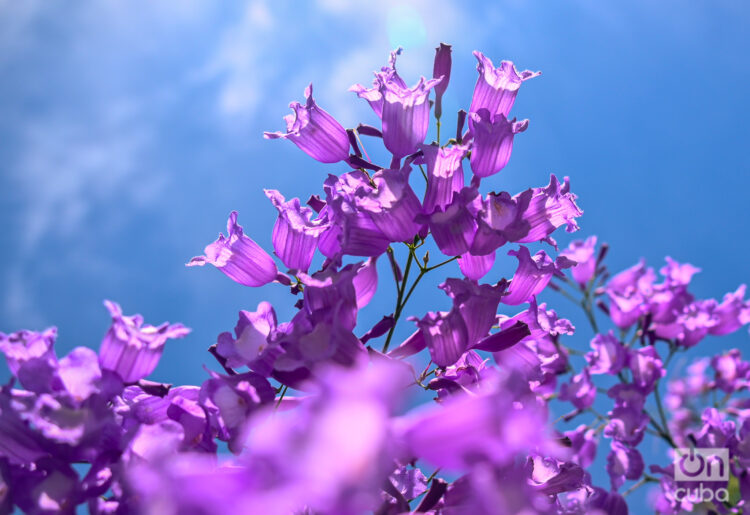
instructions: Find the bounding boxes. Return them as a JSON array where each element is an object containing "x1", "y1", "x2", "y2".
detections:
[
  {"x1": 351, "y1": 49, "x2": 442, "y2": 158},
  {"x1": 355, "y1": 166, "x2": 424, "y2": 242},
  {"x1": 187, "y1": 211, "x2": 278, "y2": 287},
  {"x1": 99, "y1": 301, "x2": 190, "y2": 383},
  {"x1": 265, "y1": 189, "x2": 328, "y2": 273},
  {"x1": 560, "y1": 236, "x2": 598, "y2": 288},
  {"x1": 264, "y1": 83, "x2": 350, "y2": 164},
  {"x1": 468, "y1": 108, "x2": 528, "y2": 178},
  {"x1": 502, "y1": 246, "x2": 570, "y2": 306},
  {"x1": 469, "y1": 51, "x2": 540, "y2": 118},
  {"x1": 420, "y1": 143, "x2": 468, "y2": 214}
]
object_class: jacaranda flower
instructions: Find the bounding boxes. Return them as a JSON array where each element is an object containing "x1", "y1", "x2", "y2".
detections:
[
  {"x1": 187, "y1": 211, "x2": 278, "y2": 287},
  {"x1": 264, "y1": 83, "x2": 350, "y2": 164},
  {"x1": 99, "y1": 300, "x2": 190, "y2": 383},
  {"x1": 469, "y1": 51, "x2": 540, "y2": 118}
]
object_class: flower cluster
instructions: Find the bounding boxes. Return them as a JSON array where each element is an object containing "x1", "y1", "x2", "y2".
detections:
[
  {"x1": 548, "y1": 238, "x2": 750, "y2": 513},
  {"x1": 1, "y1": 44, "x2": 749, "y2": 514}
]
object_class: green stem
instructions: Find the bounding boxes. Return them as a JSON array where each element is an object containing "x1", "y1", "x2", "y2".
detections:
[
  {"x1": 424, "y1": 255, "x2": 458, "y2": 272},
  {"x1": 382, "y1": 248, "x2": 415, "y2": 353},
  {"x1": 622, "y1": 475, "x2": 657, "y2": 497},
  {"x1": 381, "y1": 248, "x2": 458, "y2": 353}
]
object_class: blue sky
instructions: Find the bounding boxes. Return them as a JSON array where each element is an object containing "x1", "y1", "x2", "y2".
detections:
[{"x1": 1, "y1": 0, "x2": 749, "y2": 510}]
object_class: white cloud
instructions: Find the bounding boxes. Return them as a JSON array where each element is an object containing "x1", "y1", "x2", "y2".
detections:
[
  {"x1": 12, "y1": 105, "x2": 160, "y2": 253},
  {"x1": 197, "y1": 1, "x2": 277, "y2": 117}
]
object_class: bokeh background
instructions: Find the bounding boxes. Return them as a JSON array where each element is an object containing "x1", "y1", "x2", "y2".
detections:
[{"x1": 1, "y1": 0, "x2": 749, "y2": 511}]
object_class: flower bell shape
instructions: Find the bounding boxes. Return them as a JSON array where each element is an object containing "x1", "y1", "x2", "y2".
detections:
[
  {"x1": 432, "y1": 43, "x2": 452, "y2": 120},
  {"x1": 710, "y1": 285, "x2": 750, "y2": 336},
  {"x1": 264, "y1": 83, "x2": 350, "y2": 164},
  {"x1": 216, "y1": 302, "x2": 280, "y2": 376},
  {"x1": 320, "y1": 171, "x2": 390, "y2": 257},
  {"x1": 439, "y1": 278, "x2": 507, "y2": 348},
  {"x1": 469, "y1": 109, "x2": 528, "y2": 178},
  {"x1": 560, "y1": 236, "x2": 598, "y2": 287},
  {"x1": 469, "y1": 51, "x2": 540, "y2": 118},
  {"x1": 265, "y1": 190, "x2": 329, "y2": 273},
  {"x1": 99, "y1": 300, "x2": 190, "y2": 383},
  {"x1": 585, "y1": 331, "x2": 626, "y2": 375},
  {"x1": 187, "y1": 211, "x2": 278, "y2": 287},
  {"x1": 381, "y1": 79, "x2": 442, "y2": 159},
  {"x1": 420, "y1": 143, "x2": 467, "y2": 214},
  {"x1": 423, "y1": 187, "x2": 480, "y2": 256},
  {"x1": 606, "y1": 441, "x2": 644, "y2": 491},
  {"x1": 351, "y1": 49, "x2": 442, "y2": 158},
  {"x1": 559, "y1": 369, "x2": 596, "y2": 410},
  {"x1": 355, "y1": 166, "x2": 423, "y2": 242},
  {"x1": 502, "y1": 246, "x2": 559, "y2": 306},
  {"x1": 470, "y1": 190, "x2": 532, "y2": 256},
  {"x1": 416, "y1": 309, "x2": 469, "y2": 368},
  {"x1": 0, "y1": 327, "x2": 58, "y2": 376},
  {"x1": 516, "y1": 175, "x2": 583, "y2": 244}
]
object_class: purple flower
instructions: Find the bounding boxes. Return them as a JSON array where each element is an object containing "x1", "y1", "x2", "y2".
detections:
[
  {"x1": 352, "y1": 256, "x2": 379, "y2": 309},
  {"x1": 423, "y1": 188, "x2": 480, "y2": 256},
  {"x1": 384, "y1": 465, "x2": 429, "y2": 507},
  {"x1": 355, "y1": 166, "x2": 423, "y2": 242},
  {"x1": 457, "y1": 251, "x2": 496, "y2": 280},
  {"x1": 563, "y1": 425, "x2": 598, "y2": 468},
  {"x1": 397, "y1": 371, "x2": 552, "y2": 471},
  {"x1": 242, "y1": 360, "x2": 407, "y2": 514},
  {"x1": 469, "y1": 51, "x2": 540, "y2": 118},
  {"x1": 470, "y1": 190, "x2": 532, "y2": 255},
  {"x1": 351, "y1": 49, "x2": 442, "y2": 158},
  {"x1": 299, "y1": 262, "x2": 362, "y2": 331},
  {"x1": 606, "y1": 441, "x2": 644, "y2": 490},
  {"x1": 215, "y1": 302, "x2": 281, "y2": 376},
  {"x1": 606, "y1": 260, "x2": 655, "y2": 328},
  {"x1": 321, "y1": 171, "x2": 390, "y2": 257},
  {"x1": 604, "y1": 406, "x2": 648, "y2": 446},
  {"x1": 439, "y1": 278, "x2": 507, "y2": 348},
  {"x1": 264, "y1": 83, "x2": 349, "y2": 163},
  {"x1": 674, "y1": 299, "x2": 719, "y2": 347},
  {"x1": 265, "y1": 189, "x2": 329, "y2": 273},
  {"x1": 442, "y1": 463, "x2": 559, "y2": 515},
  {"x1": 416, "y1": 309, "x2": 469, "y2": 368},
  {"x1": 420, "y1": 143, "x2": 468, "y2": 214},
  {"x1": 502, "y1": 246, "x2": 559, "y2": 306},
  {"x1": 468, "y1": 108, "x2": 528, "y2": 178},
  {"x1": 187, "y1": 211, "x2": 278, "y2": 287},
  {"x1": 659, "y1": 256, "x2": 700, "y2": 286},
  {"x1": 559, "y1": 369, "x2": 596, "y2": 410},
  {"x1": 432, "y1": 43, "x2": 452, "y2": 119},
  {"x1": 58, "y1": 347, "x2": 103, "y2": 403},
  {"x1": 712, "y1": 349, "x2": 750, "y2": 393},
  {"x1": 99, "y1": 300, "x2": 190, "y2": 383},
  {"x1": 199, "y1": 370, "x2": 274, "y2": 453},
  {"x1": 516, "y1": 175, "x2": 583, "y2": 245},
  {"x1": 428, "y1": 350, "x2": 488, "y2": 399},
  {"x1": 627, "y1": 346, "x2": 665, "y2": 393},
  {"x1": 710, "y1": 285, "x2": 750, "y2": 336},
  {"x1": 693, "y1": 408, "x2": 738, "y2": 451},
  {"x1": 560, "y1": 236, "x2": 598, "y2": 288},
  {"x1": 585, "y1": 487, "x2": 628, "y2": 515},
  {"x1": 585, "y1": 331, "x2": 626, "y2": 375},
  {"x1": 526, "y1": 455, "x2": 585, "y2": 495},
  {"x1": 0, "y1": 327, "x2": 58, "y2": 376}
]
